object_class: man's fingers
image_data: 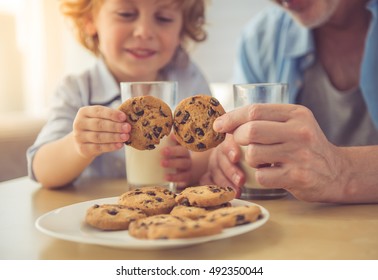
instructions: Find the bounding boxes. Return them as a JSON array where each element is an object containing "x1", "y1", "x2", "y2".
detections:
[
  {"x1": 232, "y1": 120, "x2": 293, "y2": 145},
  {"x1": 213, "y1": 103, "x2": 298, "y2": 133}
]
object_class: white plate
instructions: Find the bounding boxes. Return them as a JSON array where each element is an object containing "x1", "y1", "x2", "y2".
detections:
[{"x1": 35, "y1": 197, "x2": 269, "y2": 250}]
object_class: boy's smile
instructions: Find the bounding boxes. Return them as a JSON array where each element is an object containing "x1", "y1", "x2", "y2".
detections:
[{"x1": 125, "y1": 47, "x2": 157, "y2": 60}]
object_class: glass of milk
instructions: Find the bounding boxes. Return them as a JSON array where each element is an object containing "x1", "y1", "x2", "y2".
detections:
[
  {"x1": 233, "y1": 83, "x2": 289, "y2": 199},
  {"x1": 120, "y1": 81, "x2": 177, "y2": 192}
]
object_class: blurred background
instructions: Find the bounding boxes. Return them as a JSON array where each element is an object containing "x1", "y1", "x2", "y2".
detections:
[{"x1": 0, "y1": 0, "x2": 272, "y2": 181}]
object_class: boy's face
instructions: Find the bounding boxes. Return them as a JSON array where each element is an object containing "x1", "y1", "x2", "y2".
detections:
[
  {"x1": 272, "y1": 0, "x2": 341, "y2": 28},
  {"x1": 89, "y1": 0, "x2": 183, "y2": 82}
]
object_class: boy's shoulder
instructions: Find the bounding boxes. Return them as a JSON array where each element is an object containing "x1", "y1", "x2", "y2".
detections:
[
  {"x1": 58, "y1": 60, "x2": 98, "y2": 90},
  {"x1": 56, "y1": 59, "x2": 119, "y2": 105}
]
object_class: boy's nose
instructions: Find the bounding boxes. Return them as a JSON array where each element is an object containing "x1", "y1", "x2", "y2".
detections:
[{"x1": 133, "y1": 17, "x2": 155, "y2": 39}]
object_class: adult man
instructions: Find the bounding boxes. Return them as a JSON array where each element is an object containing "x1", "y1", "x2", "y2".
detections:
[{"x1": 201, "y1": 0, "x2": 378, "y2": 203}]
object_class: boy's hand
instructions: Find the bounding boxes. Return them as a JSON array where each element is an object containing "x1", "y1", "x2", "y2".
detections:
[
  {"x1": 161, "y1": 134, "x2": 192, "y2": 186},
  {"x1": 72, "y1": 105, "x2": 131, "y2": 158}
]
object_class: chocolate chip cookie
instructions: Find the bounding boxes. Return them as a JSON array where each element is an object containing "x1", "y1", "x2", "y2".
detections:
[
  {"x1": 205, "y1": 205, "x2": 262, "y2": 228},
  {"x1": 170, "y1": 205, "x2": 209, "y2": 220},
  {"x1": 118, "y1": 186, "x2": 176, "y2": 216},
  {"x1": 128, "y1": 214, "x2": 190, "y2": 239},
  {"x1": 175, "y1": 185, "x2": 236, "y2": 208},
  {"x1": 85, "y1": 204, "x2": 147, "y2": 231},
  {"x1": 129, "y1": 214, "x2": 222, "y2": 239},
  {"x1": 118, "y1": 96, "x2": 173, "y2": 150},
  {"x1": 170, "y1": 203, "x2": 232, "y2": 220},
  {"x1": 173, "y1": 95, "x2": 226, "y2": 152}
]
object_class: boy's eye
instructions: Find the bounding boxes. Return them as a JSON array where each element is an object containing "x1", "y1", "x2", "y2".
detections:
[
  {"x1": 118, "y1": 12, "x2": 137, "y2": 19},
  {"x1": 156, "y1": 15, "x2": 174, "y2": 23}
]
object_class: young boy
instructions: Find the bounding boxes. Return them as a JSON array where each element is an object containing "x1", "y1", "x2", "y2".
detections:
[{"x1": 27, "y1": 0, "x2": 211, "y2": 188}]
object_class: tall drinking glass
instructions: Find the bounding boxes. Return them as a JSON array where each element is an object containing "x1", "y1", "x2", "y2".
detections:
[
  {"x1": 233, "y1": 83, "x2": 289, "y2": 199},
  {"x1": 120, "y1": 81, "x2": 177, "y2": 192}
]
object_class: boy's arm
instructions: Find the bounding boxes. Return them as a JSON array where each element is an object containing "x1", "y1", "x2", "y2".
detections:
[{"x1": 32, "y1": 132, "x2": 94, "y2": 189}]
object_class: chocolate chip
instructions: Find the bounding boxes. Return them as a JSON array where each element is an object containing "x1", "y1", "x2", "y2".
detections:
[
  {"x1": 153, "y1": 126, "x2": 162, "y2": 138},
  {"x1": 208, "y1": 107, "x2": 216, "y2": 116},
  {"x1": 93, "y1": 204, "x2": 100, "y2": 208},
  {"x1": 134, "y1": 108, "x2": 144, "y2": 116},
  {"x1": 142, "y1": 120, "x2": 150, "y2": 126},
  {"x1": 159, "y1": 107, "x2": 168, "y2": 117},
  {"x1": 180, "y1": 198, "x2": 190, "y2": 206},
  {"x1": 163, "y1": 189, "x2": 173, "y2": 195},
  {"x1": 144, "y1": 133, "x2": 153, "y2": 140},
  {"x1": 210, "y1": 97, "x2": 220, "y2": 106},
  {"x1": 147, "y1": 191, "x2": 156, "y2": 196},
  {"x1": 107, "y1": 209, "x2": 118, "y2": 215},
  {"x1": 146, "y1": 144, "x2": 156, "y2": 150},
  {"x1": 196, "y1": 143, "x2": 206, "y2": 150},
  {"x1": 195, "y1": 128, "x2": 204, "y2": 137},
  {"x1": 185, "y1": 136, "x2": 195, "y2": 144},
  {"x1": 128, "y1": 114, "x2": 138, "y2": 122},
  {"x1": 236, "y1": 214, "x2": 246, "y2": 225},
  {"x1": 180, "y1": 111, "x2": 190, "y2": 124}
]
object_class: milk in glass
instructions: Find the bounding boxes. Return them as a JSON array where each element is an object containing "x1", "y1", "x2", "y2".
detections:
[{"x1": 125, "y1": 136, "x2": 174, "y2": 188}]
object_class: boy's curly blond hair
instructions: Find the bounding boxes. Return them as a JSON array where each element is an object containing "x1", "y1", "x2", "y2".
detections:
[{"x1": 60, "y1": 0, "x2": 207, "y2": 56}]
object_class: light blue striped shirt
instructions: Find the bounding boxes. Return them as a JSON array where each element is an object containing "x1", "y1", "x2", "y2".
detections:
[{"x1": 234, "y1": 1, "x2": 378, "y2": 129}]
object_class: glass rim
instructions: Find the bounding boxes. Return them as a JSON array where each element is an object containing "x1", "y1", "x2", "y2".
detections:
[
  {"x1": 233, "y1": 82, "x2": 288, "y2": 88},
  {"x1": 120, "y1": 81, "x2": 177, "y2": 86}
]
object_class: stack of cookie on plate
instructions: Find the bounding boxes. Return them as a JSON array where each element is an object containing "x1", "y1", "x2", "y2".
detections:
[{"x1": 85, "y1": 185, "x2": 262, "y2": 240}]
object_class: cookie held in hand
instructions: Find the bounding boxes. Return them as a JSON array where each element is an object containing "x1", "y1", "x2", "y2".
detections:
[
  {"x1": 118, "y1": 95, "x2": 173, "y2": 150},
  {"x1": 173, "y1": 95, "x2": 226, "y2": 152}
]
